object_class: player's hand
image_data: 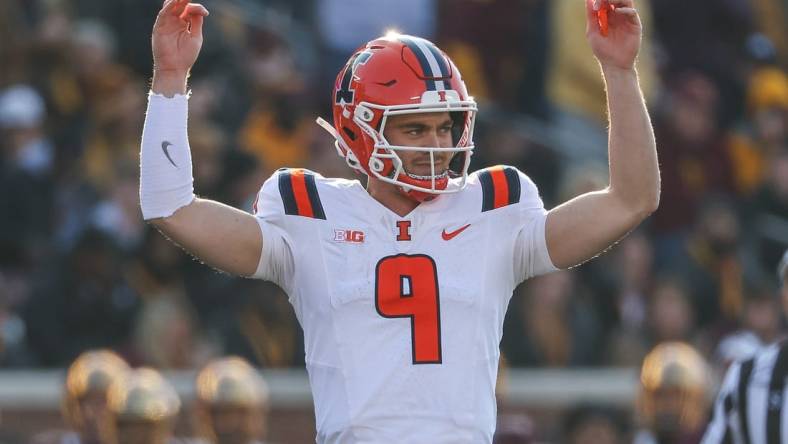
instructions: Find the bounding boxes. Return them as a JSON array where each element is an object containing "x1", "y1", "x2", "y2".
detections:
[
  {"x1": 152, "y1": 0, "x2": 209, "y2": 77},
  {"x1": 585, "y1": 0, "x2": 641, "y2": 71}
]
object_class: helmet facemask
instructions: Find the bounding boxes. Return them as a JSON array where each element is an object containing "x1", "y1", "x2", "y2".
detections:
[{"x1": 354, "y1": 92, "x2": 477, "y2": 197}]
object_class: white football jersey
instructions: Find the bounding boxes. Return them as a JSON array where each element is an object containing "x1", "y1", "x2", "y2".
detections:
[{"x1": 252, "y1": 165, "x2": 557, "y2": 443}]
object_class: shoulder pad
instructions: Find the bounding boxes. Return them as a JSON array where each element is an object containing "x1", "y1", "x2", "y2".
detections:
[
  {"x1": 276, "y1": 168, "x2": 326, "y2": 220},
  {"x1": 477, "y1": 165, "x2": 521, "y2": 212}
]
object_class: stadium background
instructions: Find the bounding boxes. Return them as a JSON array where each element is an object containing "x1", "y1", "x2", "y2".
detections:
[{"x1": 0, "y1": 0, "x2": 786, "y2": 442}]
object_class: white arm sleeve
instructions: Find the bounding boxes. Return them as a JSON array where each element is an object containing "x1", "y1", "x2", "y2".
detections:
[
  {"x1": 252, "y1": 217, "x2": 295, "y2": 287},
  {"x1": 139, "y1": 92, "x2": 195, "y2": 220},
  {"x1": 514, "y1": 207, "x2": 556, "y2": 282},
  {"x1": 513, "y1": 169, "x2": 559, "y2": 283},
  {"x1": 249, "y1": 171, "x2": 296, "y2": 291}
]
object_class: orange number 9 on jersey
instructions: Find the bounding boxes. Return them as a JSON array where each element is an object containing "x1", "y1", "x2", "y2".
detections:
[{"x1": 375, "y1": 254, "x2": 442, "y2": 364}]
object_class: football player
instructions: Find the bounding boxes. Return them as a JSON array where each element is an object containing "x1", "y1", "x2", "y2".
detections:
[
  {"x1": 635, "y1": 342, "x2": 711, "y2": 444},
  {"x1": 105, "y1": 368, "x2": 181, "y2": 444},
  {"x1": 140, "y1": 0, "x2": 659, "y2": 441},
  {"x1": 32, "y1": 349, "x2": 130, "y2": 444},
  {"x1": 193, "y1": 357, "x2": 269, "y2": 444}
]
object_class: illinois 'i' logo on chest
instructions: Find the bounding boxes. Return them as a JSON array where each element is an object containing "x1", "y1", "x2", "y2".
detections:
[{"x1": 396, "y1": 220, "x2": 412, "y2": 241}]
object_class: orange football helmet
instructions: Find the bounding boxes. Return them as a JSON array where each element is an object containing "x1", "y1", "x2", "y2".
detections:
[{"x1": 317, "y1": 34, "x2": 477, "y2": 202}]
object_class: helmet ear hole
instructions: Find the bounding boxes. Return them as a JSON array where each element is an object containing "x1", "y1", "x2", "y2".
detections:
[
  {"x1": 450, "y1": 111, "x2": 466, "y2": 146},
  {"x1": 449, "y1": 152, "x2": 466, "y2": 175},
  {"x1": 370, "y1": 157, "x2": 385, "y2": 172},
  {"x1": 342, "y1": 127, "x2": 357, "y2": 141},
  {"x1": 355, "y1": 105, "x2": 375, "y2": 122}
]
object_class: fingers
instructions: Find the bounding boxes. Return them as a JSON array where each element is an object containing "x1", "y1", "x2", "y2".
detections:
[
  {"x1": 154, "y1": 0, "x2": 180, "y2": 30},
  {"x1": 587, "y1": 0, "x2": 639, "y2": 35},
  {"x1": 614, "y1": 7, "x2": 637, "y2": 15},
  {"x1": 585, "y1": 0, "x2": 598, "y2": 27},
  {"x1": 155, "y1": 0, "x2": 208, "y2": 35},
  {"x1": 595, "y1": 0, "x2": 636, "y2": 12},
  {"x1": 177, "y1": 3, "x2": 208, "y2": 36},
  {"x1": 161, "y1": 0, "x2": 178, "y2": 14},
  {"x1": 596, "y1": 0, "x2": 640, "y2": 25},
  {"x1": 188, "y1": 11, "x2": 205, "y2": 35},
  {"x1": 179, "y1": 3, "x2": 209, "y2": 21},
  {"x1": 607, "y1": 0, "x2": 634, "y2": 7},
  {"x1": 613, "y1": 6, "x2": 640, "y2": 26},
  {"x1": 161, "y1": 0, "x2": 186, "y2": 16}
]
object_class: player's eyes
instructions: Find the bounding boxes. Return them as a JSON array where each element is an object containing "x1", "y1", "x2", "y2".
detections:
[{"x1": 402, "y1": 125, "x2": 450, "y2": 137}]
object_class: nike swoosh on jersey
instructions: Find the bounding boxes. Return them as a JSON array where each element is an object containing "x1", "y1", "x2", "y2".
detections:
[
  {"x1": 161, "y1": 141, "x2": 177, "y2": 167},
  {"x1": 441, "y1": 224, "x2": 471, "y2": 241}
]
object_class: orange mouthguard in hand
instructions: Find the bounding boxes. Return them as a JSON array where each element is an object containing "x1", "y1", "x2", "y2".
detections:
[{"x1": 597, "y1": 1, "x2": 615, "y2": 36}]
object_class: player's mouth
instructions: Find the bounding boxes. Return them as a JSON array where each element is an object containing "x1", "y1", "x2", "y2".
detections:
[
  {"x1": 404, "y1": 169, "x2": 449, "y2": 180},
  {"x1": 402, "y1": 155, "x2": 452, "y2": 179}
]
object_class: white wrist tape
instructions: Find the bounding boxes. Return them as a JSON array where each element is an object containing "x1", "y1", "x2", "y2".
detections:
[{"x1": 139, "y1": 91, "x2": 196, "y2": 220}]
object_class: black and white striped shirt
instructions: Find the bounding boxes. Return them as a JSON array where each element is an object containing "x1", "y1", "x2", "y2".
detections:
[{"x1": 702, "y1": 341, "x2": 788, "y2": 444}]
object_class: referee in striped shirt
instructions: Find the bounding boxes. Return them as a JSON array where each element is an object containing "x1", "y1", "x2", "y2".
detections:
[{"x1": 702, "y1": 250, "x2": 788, "y2": 444}]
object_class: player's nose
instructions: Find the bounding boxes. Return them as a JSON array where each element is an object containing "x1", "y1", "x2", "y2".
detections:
[{"x1": 424, "y1": 128, "x2": 452, "y2": 149}]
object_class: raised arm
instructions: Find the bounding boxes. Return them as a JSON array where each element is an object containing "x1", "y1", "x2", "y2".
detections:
[
  {"x1": 141, "y1": 0, "x2": 262, "y2": 276},
  {"x1": 545, "y1": 0, "x2": 660, "y2": 269}
]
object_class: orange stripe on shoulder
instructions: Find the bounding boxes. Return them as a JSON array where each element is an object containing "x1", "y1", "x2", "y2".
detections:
[
  {"x1": 290, "y1": 169, "x2": 315, "y2": 218},
  {"x1": 489, "y1": 166, "x2": 510, "y2": 209},
  {"x1": 479, "y1": 165, "x2": 522, "y2": 212}
]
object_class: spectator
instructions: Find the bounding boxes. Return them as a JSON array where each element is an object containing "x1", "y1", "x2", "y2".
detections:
[
  {"x1": 727, "y1": 67, "x2": 788, "y2": 197},
  {"x1": 651, "y1": 0, "x2": 756, "y2": 126},
  {"x1": 0, "y1": 84, "x2": 55, "y2": 269},
  {"x1": 563, "y1": 404, "x2": 630, "y2": 444},
  {"x1": 651, "y1": 73, "x2": 735, "y2": 240},
  {"x1": 712, "y1": 280, "x2": 780, "y2": 374},
  {"x1": 667, "y1": 197, "x2": 745, "y2": 327},
  {"x1": 600, "y1": 230, "x2": 655, "y2": 365},
  {"x1": 647, "y1": 276, "x2": 697, "y2": 345},
  {"x1": 437, "y1": 0, "x2": 550, "y2": 116},
  {"x1": 237, "y1": 29, "x2": 316, "y2": 176},
  {"x1": 502, "y1": 271, "x2": 603, "y2": 367},
  {"x1": 23, "y1": 229, "x2": 140, "y2": 366},
  {"x1": 132, "y1": 297, "x2": 217, "y2": 369}
]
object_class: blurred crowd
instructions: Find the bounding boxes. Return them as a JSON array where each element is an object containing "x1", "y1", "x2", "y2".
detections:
[{"x1": 0, "y1": 0, "x2": 787, "y2": 438}]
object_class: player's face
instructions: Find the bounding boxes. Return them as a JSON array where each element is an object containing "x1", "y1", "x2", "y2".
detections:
[
  {"x1": 648, "y1": 387, "x2": 704, "y2": 433},
  {"x1": 114, "y1": 419, "x2": 171, "y2": 444},
  {"x1": 383, "y1": 112, "x2": 454, "y2": 177},
  {"x1": 208, "y1": 405, "x2": 264, "y2": 444},
  {"x1": 76, "y1": 391, "x2": 111, "y2": 441}
]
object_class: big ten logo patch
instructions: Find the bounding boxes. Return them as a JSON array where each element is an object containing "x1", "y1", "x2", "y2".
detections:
[{"x1": 334, "y1": 229, "x2": 365, "y2": 244}]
